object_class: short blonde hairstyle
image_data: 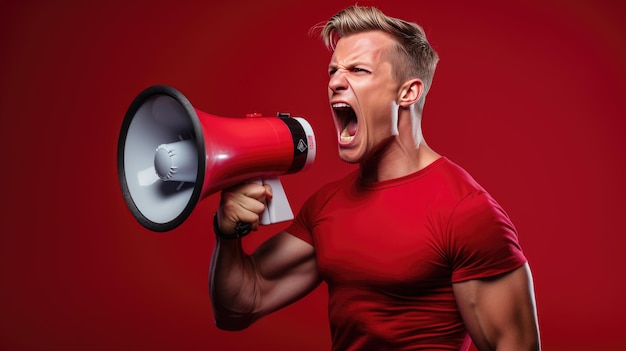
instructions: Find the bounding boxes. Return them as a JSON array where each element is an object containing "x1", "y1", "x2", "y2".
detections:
[{"x1": 321, "y1": 5, "x2": 439, "y2": 107}]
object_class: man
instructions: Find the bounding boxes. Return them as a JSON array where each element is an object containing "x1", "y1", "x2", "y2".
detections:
[{"x1": 210, "y1": 5, "x2": 540, "y2": 351}]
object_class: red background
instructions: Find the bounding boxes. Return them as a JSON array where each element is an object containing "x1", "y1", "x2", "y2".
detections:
[{"x1": 1, "y1": 0, "x2": 625, "y2": 350}]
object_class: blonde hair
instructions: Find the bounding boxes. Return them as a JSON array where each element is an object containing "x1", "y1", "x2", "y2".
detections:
[{"x1": 320, "y1": 5, "x2": 439, "y2": 107}]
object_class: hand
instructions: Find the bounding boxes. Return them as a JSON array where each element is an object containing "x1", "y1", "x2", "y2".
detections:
[{"x1": 216, "y1": 182, "x2": 274, "y2": 237}]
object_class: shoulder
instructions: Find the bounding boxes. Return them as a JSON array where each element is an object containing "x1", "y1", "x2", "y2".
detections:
[
  {"x1": 411, "y1": 157, "x2": 490, "y2": 216},
  {"x1": 432, "y1": 157, "x2": 486, "y2": 195}
]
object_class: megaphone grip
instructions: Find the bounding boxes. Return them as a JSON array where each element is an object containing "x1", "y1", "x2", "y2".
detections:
[{"x1": 257, "y1": 177, "x2": 294, "y2": 225}]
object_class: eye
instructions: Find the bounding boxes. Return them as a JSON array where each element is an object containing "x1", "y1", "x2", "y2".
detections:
[
  {"x1": 328, "y1": 68, "x2": 337, "y2": 76},
  {"x1": 352, "y1": 67, "x2": 370, "y2": 74}
]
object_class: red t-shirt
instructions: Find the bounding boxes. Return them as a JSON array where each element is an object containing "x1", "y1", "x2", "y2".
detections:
[{"x1": 287, "y1": 157, "x2": 527, "y2": 350}]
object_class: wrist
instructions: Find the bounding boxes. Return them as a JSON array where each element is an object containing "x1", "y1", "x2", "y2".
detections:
[{"x1": 213, "y1": 213, "x2": 251, "y2": 240}]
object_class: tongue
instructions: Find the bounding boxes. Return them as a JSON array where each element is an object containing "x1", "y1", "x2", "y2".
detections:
[{"x1": 345, "y1": 119, "x2": 357, "y2": 136}]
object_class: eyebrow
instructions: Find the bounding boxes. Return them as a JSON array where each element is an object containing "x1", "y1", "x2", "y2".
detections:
[{"x1": 328, "y1": 61, "x2": 371, "y2": 71}]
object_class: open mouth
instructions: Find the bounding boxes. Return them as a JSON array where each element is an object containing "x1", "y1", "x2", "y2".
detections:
[{"x1": 332, "y1": 102, "x2": 358, "y2": 143}]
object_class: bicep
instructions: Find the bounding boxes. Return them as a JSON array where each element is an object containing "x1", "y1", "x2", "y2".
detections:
[
  {"x1": 251, "y1": 231, "x2": 321, "y2": 314},
  {"x1": 453, "y1": 263, "x2": 541, "y2": 351}
]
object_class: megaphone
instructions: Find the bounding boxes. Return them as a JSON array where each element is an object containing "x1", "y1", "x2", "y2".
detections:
[{"x1": 117, "y1": 85, "x2": 316, "y2": 232}]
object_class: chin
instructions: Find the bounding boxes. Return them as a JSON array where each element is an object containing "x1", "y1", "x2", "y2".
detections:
[
  {"x1": 340, "y1": 157, "x2": 360, "y2": 165},
  {"x1": 338, "y1": 148, "x2": 364, "y2": 164}
]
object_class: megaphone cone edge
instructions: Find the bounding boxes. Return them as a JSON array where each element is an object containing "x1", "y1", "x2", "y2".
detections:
[
  {"x1": 118, "y1": 85, "x2": 205, "y2": 232},
  {"x1": 117, "y1": 85, "x2": 316, "y2": 232}
]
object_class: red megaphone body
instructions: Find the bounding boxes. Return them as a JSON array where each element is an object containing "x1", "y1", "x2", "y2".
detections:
[{"x1": 118, "y1": 85, "x2": 316, "y2": 232}]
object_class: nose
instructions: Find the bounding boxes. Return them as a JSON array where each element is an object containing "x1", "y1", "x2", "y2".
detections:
[{"x1": 328, "y1": 70, "x2": 347, "y2": 93}]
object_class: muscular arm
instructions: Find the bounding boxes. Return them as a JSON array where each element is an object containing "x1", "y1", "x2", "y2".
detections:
[
  {"x1": 209, "y1": 183, "x2": 320, "y2": 330},
  {"x1": 453, "y1": 263, "x2": 541, "y2": 351}
]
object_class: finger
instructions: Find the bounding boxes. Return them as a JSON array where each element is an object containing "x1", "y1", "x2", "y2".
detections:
[
  {"x1": 221, "y1": 189, "x2": 267, "y2": 214},
  {"x1": 263, "y1": 183, "x2": 273, "y2": 200},
  {"x1": 217, "y1": 204, "x2": 260, "y2": 236},
  {"x1": 224, "y1": 182, "x2": 270, "y2": 202},
  {"x1": 218, "y1": 186, "x2": 268, "y2": 235}
]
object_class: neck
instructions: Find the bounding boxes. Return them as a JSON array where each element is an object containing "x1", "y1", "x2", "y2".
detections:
[{"x1": 359, "y1": 111, "x2": 440, "y2": 183}]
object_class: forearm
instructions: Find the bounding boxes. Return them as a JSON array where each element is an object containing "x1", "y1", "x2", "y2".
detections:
[
  {"x1": 208, "y1": 183, "x2": 319, "y2": 330},
  {"x1": 209, "y1": 238, "x2": 262, "y2": 330}
]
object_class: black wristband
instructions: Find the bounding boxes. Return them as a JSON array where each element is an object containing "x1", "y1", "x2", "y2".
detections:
[{"x1": 213, "y1": 213, "x2": 252, "y2": 240}]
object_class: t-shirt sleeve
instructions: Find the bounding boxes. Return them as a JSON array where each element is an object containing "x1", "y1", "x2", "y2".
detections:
[
  {"x1": 285, "y1": 177, "x2": 345, "y2": 246},
  {"x1": 448, "y1": 191, "x2": 527, "y2": 283}
]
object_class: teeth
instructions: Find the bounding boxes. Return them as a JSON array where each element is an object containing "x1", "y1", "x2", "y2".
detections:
[
  {"x1": 332, "y1": 102, "x2": 351, "y2": 108},
  {"x1": 340, "y1": 127, "x2": 355, "y2": 142}
]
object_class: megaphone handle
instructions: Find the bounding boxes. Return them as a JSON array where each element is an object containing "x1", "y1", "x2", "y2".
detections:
[{"x1": 252, "y1": 177, "x2": 294, "y2": 225}]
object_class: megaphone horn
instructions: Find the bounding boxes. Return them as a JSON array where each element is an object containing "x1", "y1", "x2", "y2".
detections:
[{"x1": 117, "y1": 85, "x2": 316, "y2": 232}]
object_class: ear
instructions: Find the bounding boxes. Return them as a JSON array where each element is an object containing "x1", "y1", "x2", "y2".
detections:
[{"x1": 397, "y1": 78, "x2": 424, "y2": 108}]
